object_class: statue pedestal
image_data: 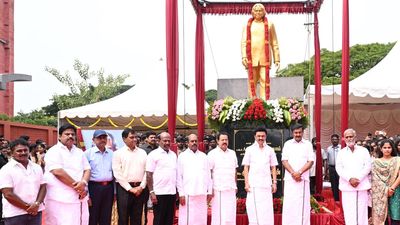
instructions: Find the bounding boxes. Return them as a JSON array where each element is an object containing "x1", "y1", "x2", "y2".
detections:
[
  {"x1": 223, "y1": 125, "x2": 291, "y2": 198},
  {"x1": 217, "y1": 76, "x2": 304, "y2": 100}
]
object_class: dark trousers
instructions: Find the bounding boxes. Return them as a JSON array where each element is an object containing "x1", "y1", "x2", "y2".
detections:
[
  {"x1": 116, "y1": 183, "x2": 145, "y2": 225},
  {"x1": 310, "y1": 176, "x2": 316, "y2": 195},
  {"x1": 0, "y1": 196, "x2": 3, "y2": 225},
  {"x1": 153, "y1": 195, "x2": 176, "y2": 225},
  {"x1": 329, "y1": 165, "x2": 340, "y2": 201},
  {"x1": 143, "y1": 188, "x2": 149, "y2": 225},
  {"x1": 88, "y1": 181, "x2": 114, "y2": 225},
  {"x1": 4, "y1": 212, "x2": 42, "y2": 225}
]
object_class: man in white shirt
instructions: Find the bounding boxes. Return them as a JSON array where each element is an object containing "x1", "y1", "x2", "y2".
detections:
[
  {"x1": 44, "y1": 124, "x2": 91, "y2": 225},
  {"x1": 0, "y1": 138, "x2": 46, "y2": 225},
  {"x1": 282, "y1": 123, "x2": 314, "y2": 225},
  {"x1": 112, "y1": 128, "x2": 147, "y2": 225},
  {"x1": 177, "y1": 134, "x2": 212, "y2": 225},
  {"x1": 336, "y1": 128, "x2": 371, "y2": 225},
  {"x1": 207, "y1": 131, "x2": 238, "y2": 225},
  {"x1": 242, "y1": 126, "x2": 278, "y2": 225},
  {"x1": 146, "y1": 132, "x2": 177, "y2": 225}
]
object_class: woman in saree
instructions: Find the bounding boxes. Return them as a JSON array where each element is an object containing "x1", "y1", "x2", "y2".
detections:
[{"x1": 371, "y1": 139, "x2": 400, "y2": 225}]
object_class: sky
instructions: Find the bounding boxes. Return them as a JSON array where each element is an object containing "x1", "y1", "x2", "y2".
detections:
[{"x1": 13, "y1": 0, "x2": 400, "y2": 114}]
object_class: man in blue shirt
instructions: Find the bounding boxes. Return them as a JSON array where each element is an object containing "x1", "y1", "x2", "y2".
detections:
[{"x1": 85, "y1": 130, "x2": 114, "y2": 225}]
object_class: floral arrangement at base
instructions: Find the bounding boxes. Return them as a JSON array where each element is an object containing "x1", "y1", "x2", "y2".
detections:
[
  {"x1": 273, "y1": 197, "x2": 283, "y2": 214},
  {"x1": 236, "y1": 198, "x2": 246, "y2": 214},
  {"x1": 236, "y1": 196, "x2": 330, "y2": 215},
  {"x1": 207, "y1": 97, "x2": 309, "y2": 130}
]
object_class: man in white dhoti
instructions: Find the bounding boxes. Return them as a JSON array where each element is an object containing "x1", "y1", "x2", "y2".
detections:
[
  {"x1": 282, "y1": 123, "x2": 314, "y2": 225},
  {"x1": 242, "y1": 127, "x2": 278, "y2": 225},
  {"x1": 44, "y1": 124, "x2": 91, "y2": 225},
  {"x1": 208, "y1": 131, "x2": 238, "y2": 225},
  {"x1": 177, "y1": 134, "x2": 212, "y2": 225},
  {"x1": 336, "y1": 128, "x2": 371, "y2": 225}
]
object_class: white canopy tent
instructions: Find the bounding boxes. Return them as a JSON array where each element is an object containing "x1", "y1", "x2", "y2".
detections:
[
  {"x1": 306, "y1": 40, "x2": 400, "y2": 147},
  {"x1": 58, "y1": 76, "x2": 203, "y2": 131}
]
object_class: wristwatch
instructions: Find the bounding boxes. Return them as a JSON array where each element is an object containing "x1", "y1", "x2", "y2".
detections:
[
  {"x1": 149, "y1": 190, "x2": 155, "y2": 194},
  {"x1": 33, "y1": 201, "x2": 41, "y2": 206}
]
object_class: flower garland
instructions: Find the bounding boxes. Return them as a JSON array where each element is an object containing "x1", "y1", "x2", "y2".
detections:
[{"x1": 246, "y1": 17, "x2": 271, "y2": 99}]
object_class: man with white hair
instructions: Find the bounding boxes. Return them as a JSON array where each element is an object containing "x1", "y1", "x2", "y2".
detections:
[
  {"x1": 241, "y1": 3, "x2": 280, "y2": 100},
  {"x1": 336, "y1": 128, "x2": 371, "y2": 225}
]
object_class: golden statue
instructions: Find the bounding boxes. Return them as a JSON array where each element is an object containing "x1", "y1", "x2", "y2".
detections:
[{"x1": 241, "y1": 3, "x2": 280, "y2": 100}]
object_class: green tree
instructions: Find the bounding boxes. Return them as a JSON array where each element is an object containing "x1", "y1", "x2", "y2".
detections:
[
  {"x1": 43, "y1": 59, "x2": 131, "y2": 116},
  {"x1": 277, "y1": 42, "x2": 395, "y2": 90},
  {"x1": 3, "y1": 60, "x2": 132, "y2": 126},
  {"x1": 205, "y1": 89, "x2": 217, "y2": 105},
  {"x1": 0, "y1": 110, "x2": 57, "y2": 127}
]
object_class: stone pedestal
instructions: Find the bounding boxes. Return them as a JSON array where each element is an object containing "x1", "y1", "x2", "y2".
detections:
[{"x1": 217, "y1": 76, "x2": 304, "y2": 100}]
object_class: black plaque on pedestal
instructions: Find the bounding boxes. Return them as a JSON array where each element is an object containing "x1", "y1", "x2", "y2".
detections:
[{"x1": 225, "y1": 128, "x2": 290, "y2": 198}]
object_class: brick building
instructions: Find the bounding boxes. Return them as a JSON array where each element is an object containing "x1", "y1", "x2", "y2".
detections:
[{"x1": 0, "y1": 0, "x2": 14, "y2": 116}]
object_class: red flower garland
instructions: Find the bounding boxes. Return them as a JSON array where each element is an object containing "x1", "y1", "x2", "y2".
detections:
[{"x1": 246, "y1": 17, "x2": 271, "y2": 99}]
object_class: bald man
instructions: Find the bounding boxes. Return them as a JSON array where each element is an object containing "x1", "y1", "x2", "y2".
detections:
[
  {"x1": 146, "y1": 132, "x2": 177, "y2": 225},
  {"x1": 177, "y1": 134, "x2": 212, "y2": 225}
]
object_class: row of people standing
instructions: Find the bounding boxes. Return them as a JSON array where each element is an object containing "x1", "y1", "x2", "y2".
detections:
[{"x1": 0, "y1": 122, "x2": 316, "y2": 225}]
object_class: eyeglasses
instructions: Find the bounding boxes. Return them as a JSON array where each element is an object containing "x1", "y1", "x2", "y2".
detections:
[{"x1": 344, "y1": 135, "x2": 354, "y2": 139}]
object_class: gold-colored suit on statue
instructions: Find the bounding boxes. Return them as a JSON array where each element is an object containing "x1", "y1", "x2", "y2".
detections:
[{"x1": 241, "y1": 17, "x2": 280, "y2": 100}]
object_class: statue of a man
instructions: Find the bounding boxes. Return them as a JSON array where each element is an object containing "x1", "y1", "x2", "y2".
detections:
[{"x1": 241, "y1": 3, "x2": 280, "y2": 100}]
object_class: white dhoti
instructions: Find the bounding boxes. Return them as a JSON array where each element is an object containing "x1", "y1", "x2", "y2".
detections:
[
  {"x1": 282, "y1": 180, "x2": 310, "y2": 225},
  {"x1": 45, "y1": 199, "x2": 89, "y2": 225},
  {"x1": 246, "y1": 187, "x2": 274, "y2": 225},
  {"x1": 211, "y1": 189, "x2": 236, "y2": 225},
  {"x1": 179, "y1": 195, "x2": 207, "y2": 225},
  {"x1": 342, "y1": 190, "x2": 369, "y2": 225}
]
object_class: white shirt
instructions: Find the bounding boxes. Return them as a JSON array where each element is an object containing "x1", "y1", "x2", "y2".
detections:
[
  {"x1": 242, "y1": 142, "x2": 278, "y2": 188},
  {"x1": 177, "y1": 149, "x2": 212, "y2": 196},
  {"x1": 336, "y1": 145, "x2": 371, "y2": 191},
  {"x1": 310, "y1": 148, "x2": 326, "y2": 177},
  {"x1": 112, "y1": 145, "x2": 147, "y2": 191},
  {"x1": 207, "y1": 147, "x2": 238, "y2": 191},
  {"x1": 282, "y1": 138, "x2": 314, "y2": 181},
  {"x1": 146, "y1": 147, "x2": 177, "y2": 195},
  {"x1": 44, "y1": 143, "x2": 90, "y2": 203},
  {"x1": 0, "y1": 159, "x2": 45, "y2": 217}
]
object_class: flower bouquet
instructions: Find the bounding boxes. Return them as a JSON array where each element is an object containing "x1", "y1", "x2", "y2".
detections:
[{"x1": 207, "y1": 97, "x2": 308, "y2": 130}]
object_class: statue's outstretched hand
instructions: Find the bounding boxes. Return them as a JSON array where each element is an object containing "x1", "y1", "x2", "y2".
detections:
[
  {"x1": 242, "y1": 58, "x2": 248, "y2": 69},
  {"x1": 275, "y1": 62, "x2": 280, "y2": 73}
]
